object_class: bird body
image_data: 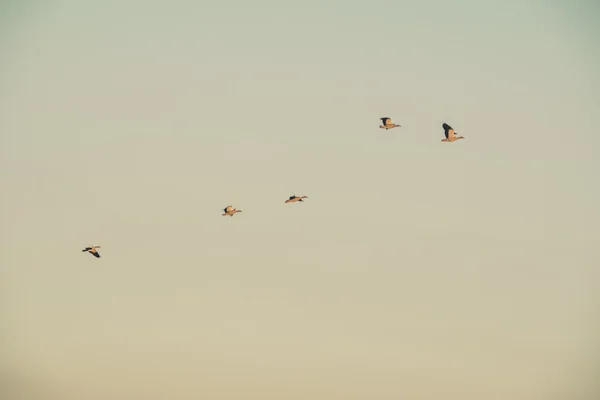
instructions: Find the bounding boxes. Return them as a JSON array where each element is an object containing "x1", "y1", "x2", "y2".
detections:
[
  {"x1": 82, "y1": 246, "x2": 101, "y2": 258},
  {"x1": 379, "y1": 117, "x2": 401, "y2": 130},
  {"x1": 285, "y1": 195, "x2": 308, "y2": 204},
  {"x1": 441, "y1": 123, "x2": 465, "y2": 142},
  {"x1": 222, "y1": 205, "x2": 242, "y2": 217}
]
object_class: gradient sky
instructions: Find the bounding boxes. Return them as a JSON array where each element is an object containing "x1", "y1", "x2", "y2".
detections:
[{"x1": 1, "y1": 1, "x2": 599, "y2": 399}]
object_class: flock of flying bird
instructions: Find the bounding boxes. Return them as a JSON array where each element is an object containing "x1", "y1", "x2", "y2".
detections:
[{"x1": 81, "y1": 118, "x2": 464, "y2": 259}]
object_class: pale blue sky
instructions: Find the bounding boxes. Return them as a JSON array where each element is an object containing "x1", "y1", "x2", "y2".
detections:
[{"x1": 1, "y1": 1, "x2": 599, "y2": 399}]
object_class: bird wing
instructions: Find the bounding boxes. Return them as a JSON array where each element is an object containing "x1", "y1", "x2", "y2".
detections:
[
  {"x1": 82, "y1": 247, "x2": 91, "y2": 252},
  {"x1": 381, "y1": 117, "x2": 390, "y2": 125},
  {"x1": 442, "y1": 123, "x2": 453, "y2": 138},
  {"x1": 92, "y1": 251, "x2": 100, "y2": 258},
  {"x1": 289, "y1": 195, "x2": 295, "y2": 200}
]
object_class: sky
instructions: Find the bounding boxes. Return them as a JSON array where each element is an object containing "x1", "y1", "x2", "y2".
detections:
[{"x1": 1, "y1": 1, "x2": 599, "y2": 399}]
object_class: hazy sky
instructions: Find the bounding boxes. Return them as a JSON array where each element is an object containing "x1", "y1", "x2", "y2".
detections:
[{"x1": 1, "y1": 1, "x2": 599, "y2": 399}]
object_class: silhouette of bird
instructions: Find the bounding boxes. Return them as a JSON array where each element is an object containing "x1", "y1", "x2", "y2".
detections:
[
  {"x1": 285, "y1": 194, "x2": 308, "y2": 204},
  {"x1": 222, "y1": 205, "x2": 242, "y2": 217},
  {"x1": 441, "y1": 123, "x2": 465, "y2": 142},
  {"x1": 379, "y1": 117, "x2": 401, "y2": 130},
  {"x1": 82, "y1": 246, "x2": 101, "y2": 258}
]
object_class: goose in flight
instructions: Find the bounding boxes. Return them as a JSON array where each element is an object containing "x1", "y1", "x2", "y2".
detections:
[
  {"x1": 285, "y1": 194, "x2": 308, "y2": 204},
  {"x1": 82, "y1": 246, "x2": 101, "y2": 258},
  {"x1": 222, "y1": 205, "x2": 242, "y2": 217},
  {"x1": 441, "y1": 123, "x2": 465, "y2": 142},
  {"x1": 379, "y1": 117, "x2": 401, "y2": 130}
]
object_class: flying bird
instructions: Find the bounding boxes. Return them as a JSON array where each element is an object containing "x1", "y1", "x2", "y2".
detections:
[
  {"x1": 379, "y1": 117, "x2": 401, "y2": 130},
  {"x1": 441, "y1": 123, "x2": 465, "y2": 142},
  {"x1": 285, "y1": 194, "x2": 308, "y2": 204},
  {"x1": 222, "y1": 205, "x2": 242, "y2": 217},
  {"x1": 82, "y1": 246, "x2": 101, "y2": 258}
]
